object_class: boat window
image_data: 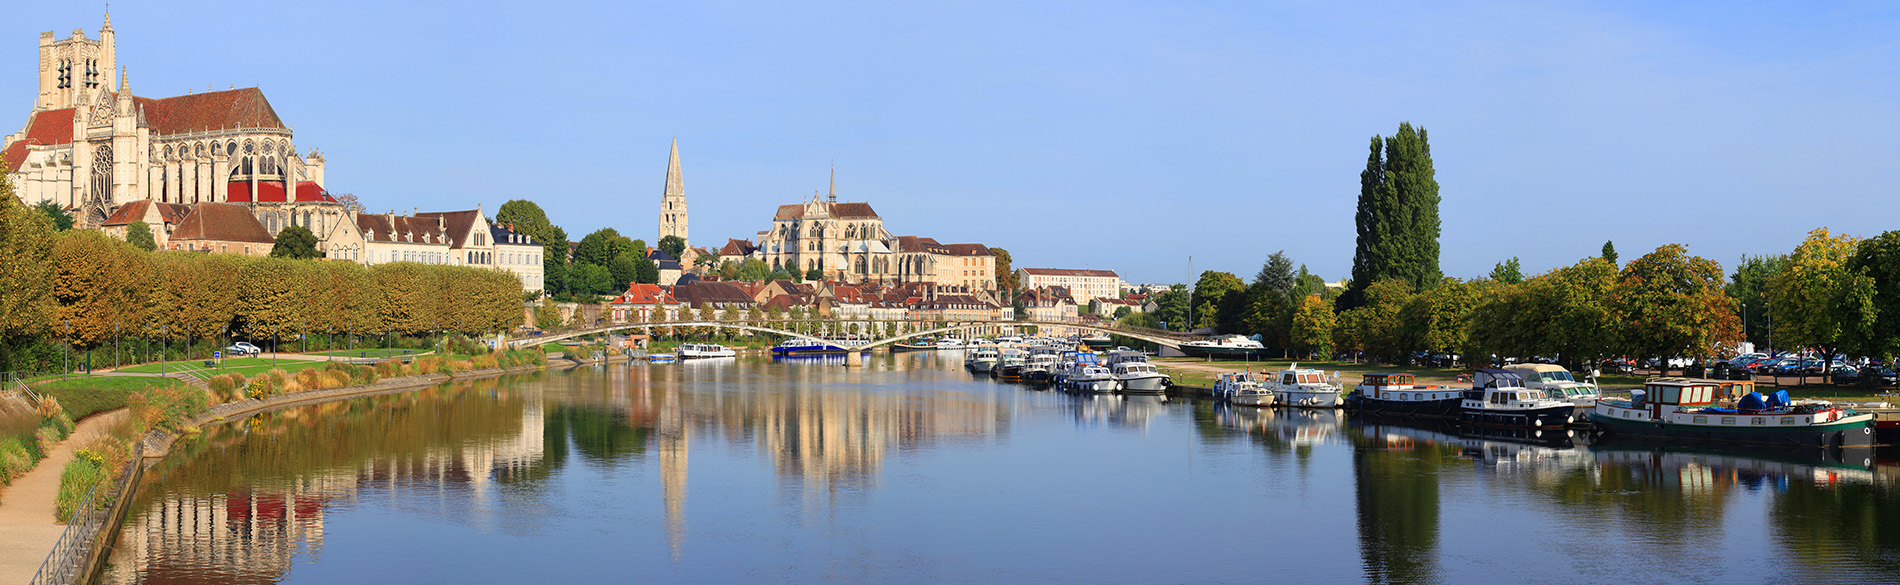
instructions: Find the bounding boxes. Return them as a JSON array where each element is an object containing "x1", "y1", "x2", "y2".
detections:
[
  {"x1": 1692, "y1": 415, "x2": 1707, "y2": 424},
  {"x1": 1721, "y1": 417, "x2": 1736, "y2": 425},
  {"x1": 1660, "y1": 386, "x2": 1681, "y2": 404},
  {"x1": 1782, "y1": 417, "x2": 1796, "y2": 425},
  {"x1": 1752, "y1": 417, "x2": 1766, "y2": 425}
]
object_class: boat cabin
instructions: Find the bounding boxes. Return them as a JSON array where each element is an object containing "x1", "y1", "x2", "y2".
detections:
[
  {"x1": 1273, "y1": 366, "x2": 1330, "y2": 386},
  {"x1": 1356, "y1": 373, "x2": 1416, "y2": 399},
  {"x1": 1629, "y1": 378, "x2": 1720, "y2": 419}
]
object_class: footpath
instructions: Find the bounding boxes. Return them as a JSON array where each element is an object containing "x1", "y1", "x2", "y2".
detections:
[{"x1": 0, "y1": 410, "x2": 127, "y2": 585}]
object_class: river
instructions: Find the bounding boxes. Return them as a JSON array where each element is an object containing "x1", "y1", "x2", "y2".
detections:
[{"x1": 100, "y1": 352, "x2": 1900, "y2": 584}]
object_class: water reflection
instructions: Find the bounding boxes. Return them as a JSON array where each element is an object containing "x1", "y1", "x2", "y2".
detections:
[{"x1": 101, "y1": 359, "x2": 1900, "y2": 584}]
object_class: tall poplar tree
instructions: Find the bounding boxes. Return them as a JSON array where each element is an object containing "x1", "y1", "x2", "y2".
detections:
[{"x1": 1344, "y1": 123, "x2": 1441, "y2": 310}]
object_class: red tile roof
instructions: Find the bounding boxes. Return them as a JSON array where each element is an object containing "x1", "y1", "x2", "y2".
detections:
[
  {"x1": 227, "y1": 181, "x2": 334, "y2": 203},
  {"x1": 100, "y1": 200, "x2": 192, "y2": 227},
  {"x1": 719, "y1": 238, "x2": 757, "y2": 256},
  {"x1": 772, "y1": 201, "x2": 880, "y2": 220},
  {"x1": 413, "y1": 210, "x2": 484, "y2": 249},
  {"x1": 134, "y1": 88, "x2": 285, "y2": 134},
  {"x1": 170, "y1": 202, "x2": 272, "y2": 244},
  {"x1": 611, "y1": 283, "x2": 676, "y2": 305},
  {"x1": 1, "y1": 108, "x2": 77, "y2": 170}
]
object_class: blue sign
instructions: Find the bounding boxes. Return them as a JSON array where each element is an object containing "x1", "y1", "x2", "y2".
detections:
[{"x1": 214, "y1": 351, "x2": 222, "y2": 359}]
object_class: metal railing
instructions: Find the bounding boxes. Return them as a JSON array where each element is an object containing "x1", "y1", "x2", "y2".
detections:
[{"x1": 27, "y1": 443, "x2": 138, "y2": 585}]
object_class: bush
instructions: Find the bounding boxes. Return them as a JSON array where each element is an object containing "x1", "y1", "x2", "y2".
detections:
[
  {"x1": 374, "y1": 359, "x2": 403, "y2": 379},
  {"x1": 132, "y1": 383, "x2": 209, "y2": 433},
  {"x1": 319, "y1": 370, "x2": 351, "y2": 388},
  {"x1": 350, "y1": 364, "x2": 378, "y2": 385},
  {"x1": 206, "y1": 373, "x2": 250, "y2": 402},
  {"x1": 53, "y1": 449, "x2": 106, "y2": 522},
  {"x1": 414, "y1": 356, "x2": 445, "y2": 375},
  {"x1": 471, "y1": 354, "x2": 499, "y2": 369},
  {"x1": 0, "y1": 436, "x2": 38, "y2": 486},
  {"x1": 293, "y1": 368, "x2": 322, "y2": 391}
]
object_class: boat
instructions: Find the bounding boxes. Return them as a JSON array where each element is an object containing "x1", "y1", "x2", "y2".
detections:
[
  {"x1": 1345, "y1": 372, "x2": 1461, "y2": 417},
  {"x1": 1262, "y1": 364, "x2": 1344, "y2": 408},
  {"x1": 1109, "y1": 355, "x2": 1170, "y2": 394},
  {"x1": 891, "y1": 339, "x2": 936, "y2": 352},
  {"x1": 935, "y1": 338, "x2": 968, "y2": 350},
  {"x1": 771, "y1": 337, "x2": 869, "y2": 356},
  {"x1": 1459, "y1": 369, "x2": 1577, "y2": 429},
  {"x1": 1067, "y1": 365, "x2": 1119, "y2": 393},
  {"x1": 1178, "y1": 334, "x2": 1266, "y2": 359},
  {"x1": 675, "y1": 343, "x2": 736, "y2": 359},
  {"x1": 996, "y1": 349, "x2": 1028, "y2": 381},
  {"x1": 1023, "y1": 353, "x2": 1058, "y2": 384},
  {"x1": 1213, "y1": 372, "x2": 1276, "y2": 406},
  {"x1": 1051, "y1": 351, "x2": 1101, "y2": 388},
  {"x1": 1080, "y1": 333, "x2": 1114, "y2": 349},
  {"x1": 647, "y1": 353, "x2": 677, "y2": 364},
  {"x1": 1592, "y1": 378, "x2": 1874, "y2": 447},
  {"x1": 965, "y1": 346, "x2": 1001, "y2": 373},
  {"x1": 1504, "y1": 363, "x2": 1601, "y2": 417}
]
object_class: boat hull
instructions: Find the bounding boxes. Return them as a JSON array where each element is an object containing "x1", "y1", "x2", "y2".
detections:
[
  {"x1": 1347, "y1": 394, "x2": 1462, "y2": 418},
  {"x1": 891, "y1": 343, "x2": 934, "y2": 353},
  {"x1": 967, "y1": 360, "x2": 997, "y2": 373},
  {"x1": 1278, "y1": 390, "x2": 1341, "y2": 409},
  {"x1": 1024, "y1": 370, "x2": 1053, "y2": 383},
  {"x1": 1069, "y1": 378, "x2": 1118, "y2": 393},
  {"x1": 1593, "y1": 413, "x2": 1875, "y2": 447},
  {"x1": 1178, "y1": 346, "x2": 1266, "y2": 359},
  {"x1": 1226, "y1": 393, "x2": 1277, "y2": 407},
  {"x1": 1460, "y1": 405, "x2": 1576, "y2": 429},
  {"x1": 1118, "y1": 374, "x2": 1170, "y2": 394}
]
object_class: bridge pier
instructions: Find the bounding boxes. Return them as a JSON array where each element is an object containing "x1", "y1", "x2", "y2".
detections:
[{"x1": 844, "y1": 350, "x2": 863, "y2": 367}]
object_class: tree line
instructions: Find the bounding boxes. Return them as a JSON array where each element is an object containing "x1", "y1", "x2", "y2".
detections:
[{"x1": 0, "y1": 191, "x2": 523, "y2": 372}]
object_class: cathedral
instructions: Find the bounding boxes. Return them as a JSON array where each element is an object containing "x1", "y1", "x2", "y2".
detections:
[{"x1": 1, "y1": 15, "x2": 342, "y2": 238}]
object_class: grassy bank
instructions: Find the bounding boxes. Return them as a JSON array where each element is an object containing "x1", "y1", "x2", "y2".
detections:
[
  {"x1": 118, "y1": 356, "x2": 335, "y2": 378},
  {"x1": 30, "y1": 376, "x2": 191, "y2": 420}
]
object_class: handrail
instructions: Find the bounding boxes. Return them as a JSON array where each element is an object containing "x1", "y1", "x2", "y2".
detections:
[{"x1": 27, "y1": 477, "x2": 101, "y2": 585}]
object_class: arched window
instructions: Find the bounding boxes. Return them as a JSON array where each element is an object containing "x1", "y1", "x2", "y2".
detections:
[
  {"x1": 304, "y1": 211, "x2": 312, "y2": 229},
  {"x1": 90, "y1": 144, "x2": 113, "y2": 205}
]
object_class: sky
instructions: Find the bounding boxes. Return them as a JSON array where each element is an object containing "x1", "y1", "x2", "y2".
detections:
[{"x1": 5, "y1": 1, "x2": 1897, "y2": 285}]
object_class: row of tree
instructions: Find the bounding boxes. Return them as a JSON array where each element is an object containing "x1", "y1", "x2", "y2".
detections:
[{"x1": 0, "y1": 192, "x2": 523, "y2": 370}]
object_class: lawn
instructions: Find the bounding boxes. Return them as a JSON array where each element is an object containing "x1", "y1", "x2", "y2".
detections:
[
  {"x1": 117, "y1": 356, "x2": 335, "y2": 378},
  {"x1": 29, "y1": 376, "x2": 189, "y2": 419},
  {"x1": 306, "y1": 348, "x2": 425, "y2": 358}
]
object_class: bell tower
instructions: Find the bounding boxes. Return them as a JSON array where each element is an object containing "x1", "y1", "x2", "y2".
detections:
[
  {"x1": 38, "y1": 15, "x2": 116, "y2": 111},
  {"x1": 657, "y1": 138, "x2": 687, "y2": 248}
]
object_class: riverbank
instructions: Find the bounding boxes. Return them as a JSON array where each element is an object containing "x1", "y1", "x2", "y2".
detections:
[{"x1": 0, "y1": 410, "x2": 123, "y2": 585}]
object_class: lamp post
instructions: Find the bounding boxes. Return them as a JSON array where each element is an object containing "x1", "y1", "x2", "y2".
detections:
[
  {"x1": 160, "y1": 325, "x2": 167, "y2": 377},
  {"x1": 62, "y1": 320, "x2": 70, "y2": 380},
  {"x1": 115, "y1": 322, "x2": 121, "y2": 370}
]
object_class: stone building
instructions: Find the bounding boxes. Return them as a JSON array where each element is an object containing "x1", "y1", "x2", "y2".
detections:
[
  {"x1": 747, "y1": 171, "x2": 997, "y2": 289},
  {"x1": 657, "y1": 138, "x2": 687, "y2": 249},
  {"x1": 1, "y1": 16, "x2": 345, "y2": 243},
  {"x1": 166, "y1": 202, "x2": 274, "y2": 256},
  {"x1": 1020, "y1": 268, "x2": 1124, "y2": 304}
]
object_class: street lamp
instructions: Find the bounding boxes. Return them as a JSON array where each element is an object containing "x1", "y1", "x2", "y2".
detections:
[
  {"x1": 160, "y1": 325, "x2": 167, "y2": 377},
  {"x1": 62, "y1": 320, "x2": 70, "y2": 380}
]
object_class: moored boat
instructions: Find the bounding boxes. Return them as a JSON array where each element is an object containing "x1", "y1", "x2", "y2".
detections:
[
  {"x1": 996, "y1": 349, "x2": 1028, "y2": 381},
  {"x1": 1459, "y1": 369, "x2": 1576, "y2": 429},
  {"x1": 1024, "y1": 353, "x2": 1058, "y2": 384},
  {"x1": 1067, "y1": 365, "x2": 1119, "y2": 393},
  {"x1": 1504, "y1": 363, "x2": 1601, "y2": 418},
  {"x1": 1345, "y1": 372, "x2": 1461, "y2": 418},
  {"x1": 771, "y1": 337, "x2": 869, "y2": 355},
  {"x1": 1178, "y1": 334, "x2": 1266, "y2": 359},
  {"x1": 965, "y1": 346, "x2": 1001, "y2": 373},
  {"x1": 1213, "y1": 372, "x2": 1276, "y2": 406},
  {"x1": 647, "y1": 353, "x2": 677, "y2": 364},
  {"x1": 1592, "y1": 378, "x2": 1874, "y2": 447},
  {"x1": 1112, "y1": 360, "x2": 1170, "y2": 394},
  {"x1": 1263, "y1": 364, "x2": 1344, "y2": 408},
  {"x1": 1080, "y1": 333, "x2": 1114, "y2": 349},
  {"x1": 675, "y1": 343, "x2": 736, "y2": 359}
]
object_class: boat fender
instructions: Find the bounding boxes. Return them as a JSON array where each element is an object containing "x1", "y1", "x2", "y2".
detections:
[
  {"x1": 1566, "y1": 415, "x2": 1575, "y2": 425},
  {"x1": 1864, "y1": 427, "x2": 1873, "y2": 435}
]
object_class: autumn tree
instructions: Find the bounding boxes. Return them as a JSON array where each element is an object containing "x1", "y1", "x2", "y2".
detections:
[
  {"x1": 991, "y1": 248, "x2": 1020, "y2": 291},
  {"x1": 237, "y1": 257, "x2": 315, "y2": 347},
  {"x1": 1398, "y1": 277, "x2": 1478, "y2": 359},
  {"x1": 0, "y1": 187, "x2": 56, "y2": 368},
  {"x1": 1334, "y1": 279, "x2": 1414, "y2": 363},
  {"x1": 1289, "y1": 295, "x2": 1335, "y2": 359},
  {"x1": 1767, "y1": 229, "x2": 1874, "y2": 379},
  {"x1": 50, "y1": 230, "x2": 151, "y2": 353},
  {"x1": 1612, "y1": 244, "x2": 1741, "y2": 375}
]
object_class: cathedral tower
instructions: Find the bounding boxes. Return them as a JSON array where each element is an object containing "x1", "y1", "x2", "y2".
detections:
[
  {"x1": 37, "y1": 15, "x2": 116, "y2": 111},
  {"x1": 658, "y1": 138, "x2": 687, "y2": 247}
]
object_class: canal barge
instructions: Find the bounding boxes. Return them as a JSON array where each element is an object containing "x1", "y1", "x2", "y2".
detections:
[
  {"x1": 1345, "y1": 372, "x2": 1462, "y2": 418},
  {"x1": 676, "y1": 343, "x2": 736, "y2": 359},
  {"x1": 1592, "y1": 378, "x2": 1874, "y2": 447},
  {"x1": 1459, "y1": 369, "x2": 1577, "y2": 429},
  {"x1": 771, "y1": 337, "x2": 869, "y2": 356}
]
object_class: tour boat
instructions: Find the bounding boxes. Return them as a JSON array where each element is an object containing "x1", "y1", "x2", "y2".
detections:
[
  {"x1": 1213, "y1": 372, "x2": 1276, "y2": 406},
  {"x1": 1179, "y1": 334, "x2": 1267, "y2": 359},
  {"x1": 1345, "y1": 372, "x2": 1461, "y2": 417},
  {"x1": 1592, "y1": 378, "x2": 1874, "y2": 447},
  {"x1": 1459, "y1": 369, "x2": 1577, "y2": 429},
  {"x1": 771, "y1": 337, "x2": 868, "y2": 356},
  {"x1": 675, "y1": 343, "x2": 736, "y2": 359},
  {"x1": 935, "y1": 338, "x2": 968, "y2": 350},
  {"x1": 996, "y1": 349, "x2": 1028, "y2": 381},
  {"x1": 1262, "y1": 364, "x2": 1344, "y2": 408},
  {"x1": 965, "y1": 346, "x2": 1001, "y2": 373},
  {"x1": 891, "y1": 340, "x2": 936, "y2": 352},
  {"x1": 1080, "y1": 333, "x2": 1114, "y2": 349},
  {"x1": 647, "y1": 353, "x2": 677, "y2": 364},
  {"x1": 1067, "y1": 365, "x2": 1120, "y2": 393},
  {"x1": 1111, "y1": 359, "x2": 1171, "y2": 394}
]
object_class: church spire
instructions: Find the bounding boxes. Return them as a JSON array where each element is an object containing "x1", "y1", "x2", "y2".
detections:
[
  {"x1": 827, "y1": 166, "x2": 836, "y2": 203},
  {"x1": 664, "y1": 137, "x2": 684, "y2": 197}
]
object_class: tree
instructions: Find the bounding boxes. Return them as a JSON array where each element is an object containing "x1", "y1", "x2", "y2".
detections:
[
  {"x1": 1334, "y1": 279, "x2": 1413, "y2": 364},
  {"x1": 1601, "y1": 241, "x2": 1619, "y2": 267},
  {"x1": 125, "y1": 221, "x2": 157, "y2": 252},
  {"x1": 735, "y1": 258, "x2": 772, "y2": 282},
  {"x1": 1767, "y1": 229, "x2": 1875, "y2": 380},
  {"x1": 1613, "y1": 244, "x2": 1741, "y2": 375},
  {"x1": 270, "y1": 225, "x2": 320, "y2": 259},
  {"x1": 51, "y1": 230, "x2": 151, "y2": 351},
  {"x1": 1191, "y1": 271, "x2": 1245, "y2": 331},
  {"x1": 1344, "y1": 122, "x2": 1441, "y2": 310},
  {"x1": 1727, "y1": 254, "x2": 1786, "y2": 349},
  {"x1": 608, "y1": 252, "x2": 641, "y2": 290},
  {"x1": 1150, "y1": 285, "x2": 1190, "y2": 331},
  {"x1": 1289, "y1": 295, "x2": 1335, "y2": 359},
  {"x1": 991, "y1": 248, "x2": 1020, "y2": 291},
  {"x1": 1254, "y1": 252, "x2": 1298, "y2": 295},
  {"x1": 1399, "y1": 277, "x2": 1478, "y2": 358},
  {"x1": 1489, "y1": 257, "x2": 1523, "y2": 284},
  {"x1": 805, "y1": 267, "x2": 824, "y2": 282},
  {"x1": 570, "y1": 262, "x2": 614, "y2": 296},
  {"x1": 333, "y1": 192, "x2": 365, "y2": 215},
  {"x1": 33, "y1": 201, "x2": 73, "y2": 231},
  {"x1": 0, "y1": 188, "x2": 56, "y2": 369},
  {"x1": 1848, "y1": 231, "x2": 1900, "y2": 361},
  {"x1": 574, "y1": 228, "x2": 629, "y2": 267},
  {"x1": 658, "y1": 235, "x2": 687, "y2": 260},
  {"x1": 633, "y1": 253, "x2": 660, "y2": 284}
]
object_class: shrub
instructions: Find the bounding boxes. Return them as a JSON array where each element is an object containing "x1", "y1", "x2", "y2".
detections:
[
  {"x1": 351, "y1": 364, "x2": 378, "y2": 385},
  {"x1": 319, "y1": 370, "x2": 351, "y2": 389},
  {"x1": 294, "y1": 368, "x2": 322, "y2": 391},
  {"x1": 0, "y1": 436, "x2": 36, "y2": 486},
  {"x1": 374, "y1": 359, "x2": 402, "y2": 379},
  {"x1": 53, "y1": 451, "x2": 106, "y2": 522},
  {"x1": 133, "y1": 383, "x2": 209, "y2": 433},
  {"x1": 471, "y1": 354, "x2": 499, "y2": 370},
  {"x1": 414, "y1": 356, "x2": 445, "y2": 375}
]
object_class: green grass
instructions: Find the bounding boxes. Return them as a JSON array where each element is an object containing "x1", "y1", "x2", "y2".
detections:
[
  {"x1": 116, "y1": 356, "x2": 333, "y2": 378},
  {"x1": 306, "y1": 348, "x2": 425, "y2": 358},
  {"x1": 30, "y1": 376, "x2": 189, "y2": 419}
]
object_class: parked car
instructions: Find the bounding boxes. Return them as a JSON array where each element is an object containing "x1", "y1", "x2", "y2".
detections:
[
  {"x1": 1860, "y1": 367, "x2": 1900, "y2": 386},
  {"x1": 226, "y1": 341, "x2": 261, "y2": 356}
]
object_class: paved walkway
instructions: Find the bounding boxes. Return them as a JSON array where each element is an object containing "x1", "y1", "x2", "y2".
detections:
[{"x1": 0, "y1": 409, "x2": 128, "y2": 585}]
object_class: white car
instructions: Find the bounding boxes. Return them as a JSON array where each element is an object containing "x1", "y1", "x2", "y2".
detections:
[{"x1": 226, "y1": 342, "x2": 262, "y2": 356}]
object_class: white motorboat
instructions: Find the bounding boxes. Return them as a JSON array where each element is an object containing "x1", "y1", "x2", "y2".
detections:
[
  {"x1": 1263, "y1": 364, "x2": 1344, "y2": 408},
  {"x1": 1504, "y1": 363, "x2": 1601, "y2": 415},
  {"x1": 675, "y1": 343, "x2": 736, "y2": 359},
  {"x1": 1068, "y1": 365, "x2": 1119, "y2": 393},
  {"x1": 1213, "y1": 372, "x2": 1276, "y2": 406},
  {"x1": 936, "y1": 338, "x2": 968, "y2": 349},
  {"x1": 1024, "y1": 353, "x2": 1058, "y2": 383},
  {"x1": 965, "y1": 346, "x2": 1001, "y2": 373},
  {"x1": 1109, "y1": 355, "x2": 1170, "y2": 394},
  {"x1": 1180, "y1": 334, "x2": 1266, "y2": 359}
]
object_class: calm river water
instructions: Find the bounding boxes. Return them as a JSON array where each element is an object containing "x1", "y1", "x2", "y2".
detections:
[{"x1": 102, "y1": 353, "x2": 1900, "y2": 584}]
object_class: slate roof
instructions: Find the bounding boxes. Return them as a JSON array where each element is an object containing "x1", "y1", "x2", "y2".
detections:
[
  {"x1": 413, "y1": 210, "x2": 483, "y2": 249},
  {"x1": 772, "y1": 201, "x2": 880, "y2": 220},
  {"x1": 170, "y1": 202, "x2": 272, "y2": 243},
  {"x1": 357, "y1": 214, "x2": 447, "y2": 244},
  {"x1": 490, "y1": 224, "x2": 536, "y2": 246}
]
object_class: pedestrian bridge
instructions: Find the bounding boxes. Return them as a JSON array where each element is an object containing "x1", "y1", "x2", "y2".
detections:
[{"x1": 507, "y1": 319, "x2": 1203, "y2": 352}]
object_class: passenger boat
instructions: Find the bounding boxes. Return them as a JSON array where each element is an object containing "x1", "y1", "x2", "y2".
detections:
[
  {"x1": 1179, "y1": 334, "x2": 1266, "y2": 359},
  {"x1": 1213, "y1": 372, "x2": 1276, "y2": 406},
  {"x1": 1067, "y1": 365, "x2": 1119, "y2": 393},
  {"x1": 965, "y1": 346, "x2": 1001, "y2": 373},
  {"x1": 1592, "y1": 378, "x2": 1874, "y2": 447},
  {"x1": 675, "y1": 343, "x2": 736, "y2": 359},
  {"x1": 891, "y1": 339, "x2": 936, "y2": 352},
  {"x1": 1111, "y1": 359, "x2": 1171, "y2": 394},
  {"x1": 1345, "y1": 372, "x2": 1461, "y2": 418},
  {"x1": 996, "y1": 349, "x2": 1028, "y2": 381},
  {"x1": 1262, "y1": 364, "x2": 1343, "y2": 408},
  {"x1": 771, "y1": 337, "x2": 868, "y2": 356},
  {"x1": 936, "y1": 338, "x2": 968, "y2": 350},
  {"x1": 1504, "y1": 363, "x2": 1601, "y2": 417},
  {"x1": 1459, "y1": 369, "x2": 1577, "y2": 429},
  {"x1": 1080, "y1": 333, "x2": 1114, "y2": 349}
]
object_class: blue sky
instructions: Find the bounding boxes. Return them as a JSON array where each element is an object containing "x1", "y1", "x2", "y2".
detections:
[{"x1": 5, "y1": 1, "x2": 1896, "y2": 284}]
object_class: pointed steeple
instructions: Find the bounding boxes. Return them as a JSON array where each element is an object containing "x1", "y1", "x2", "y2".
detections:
[
  {"x1": 118, "y1": 67, "x2": 129, "y2": 96},
  {"x1": 663, "y1": 137, "x2": 684, "y2": 197},
  {"x1": 827, "y1": 167, "x2": 836, "y2": 203}
]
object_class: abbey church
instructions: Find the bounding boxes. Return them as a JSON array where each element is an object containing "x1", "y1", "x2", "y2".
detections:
[{"x1": 1, "y1": 15, "x2": 340, "y2": 238}]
